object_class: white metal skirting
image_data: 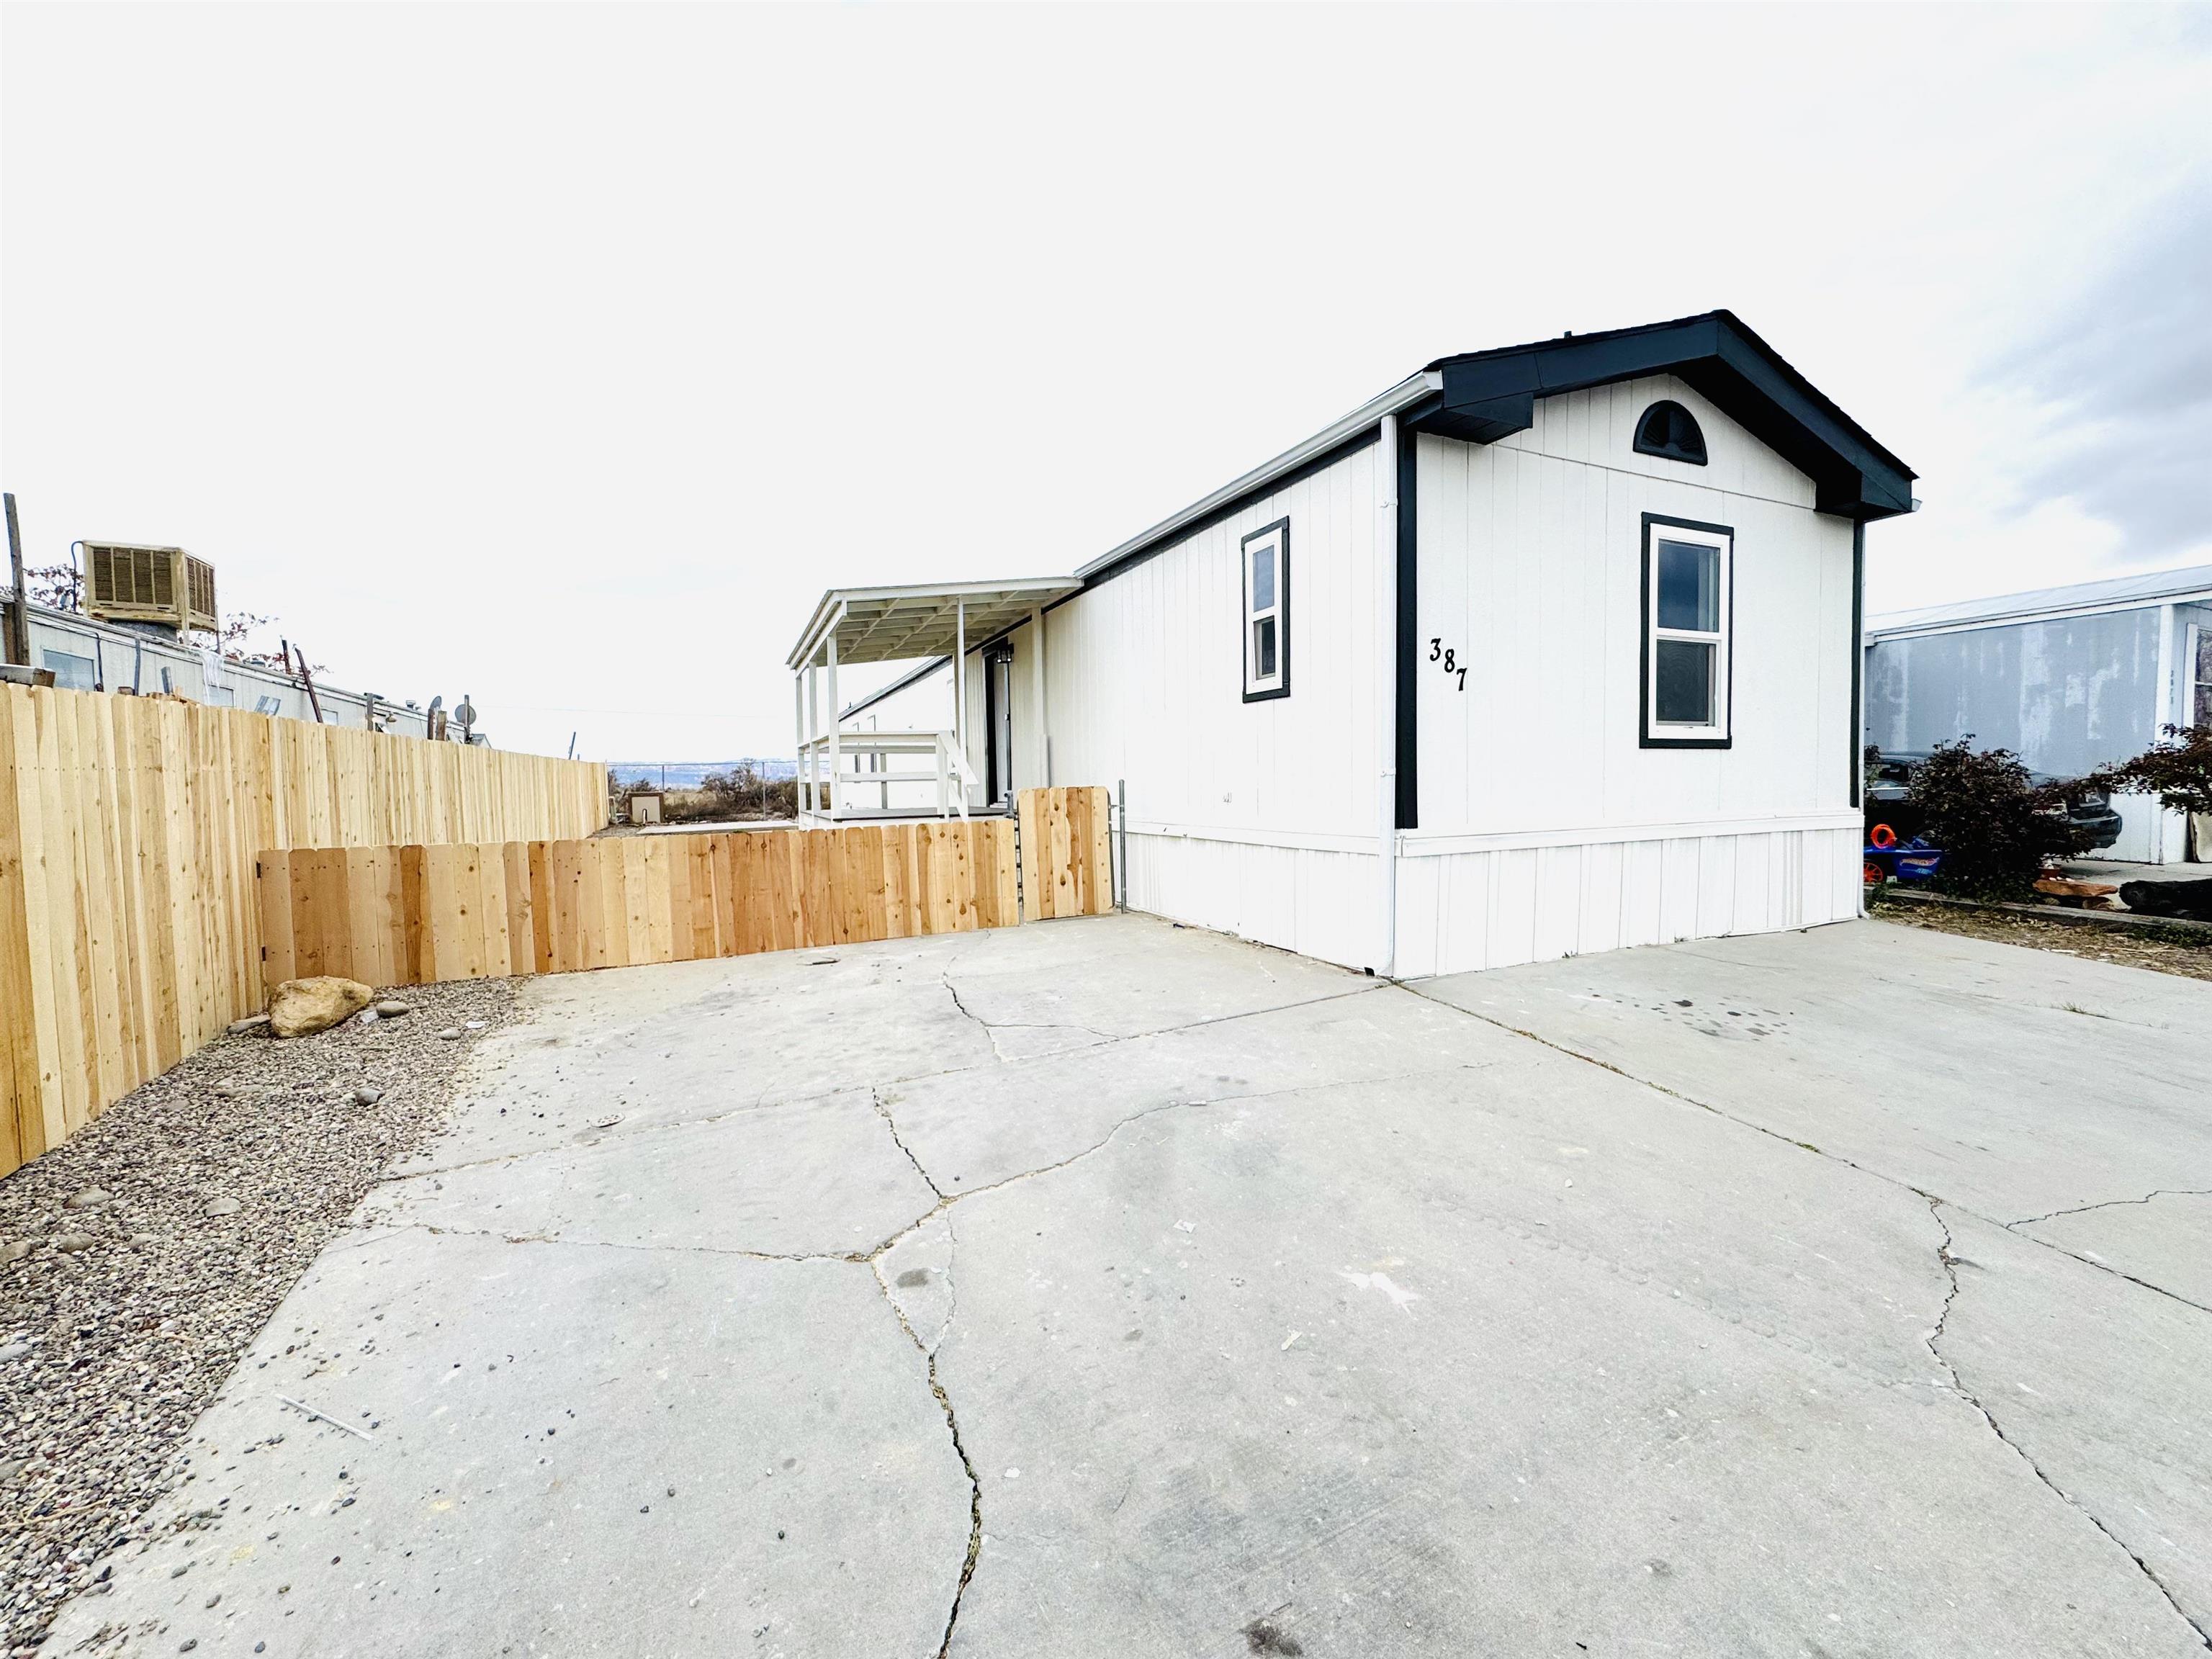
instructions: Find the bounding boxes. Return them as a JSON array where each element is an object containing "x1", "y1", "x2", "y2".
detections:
[{"x1": 1123, "y1": 820, "x2": 1862, "y2": 977}]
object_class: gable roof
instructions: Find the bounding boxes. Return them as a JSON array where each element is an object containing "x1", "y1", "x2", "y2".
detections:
[
  {"x1": 1074, "y1": 311, "x2": 1916, "y2": 597},
  {"x1": 1416, "y1": 310, "x2": 1915, "y2": 521}
]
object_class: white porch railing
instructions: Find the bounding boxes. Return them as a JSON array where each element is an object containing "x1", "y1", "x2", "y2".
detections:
[{"x1": 798, "y1": 729, "x2": 979, "y2": 822}]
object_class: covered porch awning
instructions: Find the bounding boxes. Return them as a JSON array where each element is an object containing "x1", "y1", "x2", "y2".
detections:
[
  {"x1": 784, "y1": 577, "x2": 1080, "y2": 671},
  {"x1": 787, "y1": 577, "x2": 1080, "y2": 822}
]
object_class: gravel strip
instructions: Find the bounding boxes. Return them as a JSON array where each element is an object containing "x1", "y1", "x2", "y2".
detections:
[
  {"x1": 1874, "y1": 905, "x2": 2212, "y2": 981},
  {"x1": 0, "y1": 979, "x2": 520, "y2": 1652}
]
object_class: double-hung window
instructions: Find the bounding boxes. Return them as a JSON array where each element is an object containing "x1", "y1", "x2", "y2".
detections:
[
  {"x1": 1241, "y1": 518, "x2": 1290, "y2": 701},
  {"x1": 1640, "y1": 515, "x2": 1732, "y2": 747}
]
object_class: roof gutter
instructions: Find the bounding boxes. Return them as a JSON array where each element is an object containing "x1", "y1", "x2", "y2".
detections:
[{"x1": 1075, "y1": 372, "x2": 1442, "y2": 583}]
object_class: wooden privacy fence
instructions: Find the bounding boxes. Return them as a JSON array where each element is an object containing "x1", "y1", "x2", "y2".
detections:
[
  {"x1": 0, "y1": 683, "x2": 608, "y2": 1177},
  {"x1": 1017, "y1": 783, "x2": 1113, "y2": 920},
  {"x1": 255, "y1": 786, "x2": 1115, "y2": 991}
]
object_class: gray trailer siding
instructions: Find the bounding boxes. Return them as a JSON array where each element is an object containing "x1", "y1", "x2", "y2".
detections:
[{"x1": 1863, "y1": 607, "x2": 2161, "y2": 776}]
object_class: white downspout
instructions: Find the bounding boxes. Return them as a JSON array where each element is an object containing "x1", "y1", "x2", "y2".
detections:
[{"x1": 1376, "y1": 413, "x2": 1400, "y2": 979}]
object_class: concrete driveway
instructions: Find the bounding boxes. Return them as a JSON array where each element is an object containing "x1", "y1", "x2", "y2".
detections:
[{"x1": 51, "y1": 915, "x2": 2211, "y2": 1658}]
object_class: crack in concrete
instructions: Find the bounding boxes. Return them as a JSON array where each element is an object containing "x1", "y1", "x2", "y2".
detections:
[
  {"x1": 1395, "y1": 981, "x2": 2212, "y2": 1318},
  {"x1": 932, "y1": 964, "x2": 1384, "y2": 1074},
  {"x1": 395, "y1": 979, "x2": 1390, "y2": 1191},
  {"x1": 1921, "y1": 1199, "x2": 2211, "y2": 1650},
  {"x1": 2012, "y1": 1188, "x2": 2212, "y2": 1228},
  {"x1": 873, "y1": 1085, "x2": 946, "y2": 1202},
  {"x1": 373, "y1": 1218, "x2": 874, "y2": 1267},
  {"x1": 940, "y1": 967, "x2": 1123, "y2": 1061},
  {"x1": 871, "y1": 1246, "x2": 983, "y2": 1659},
  {"x1": 1395, "y1": 979, "x2": 2209, "y2": 1647}
]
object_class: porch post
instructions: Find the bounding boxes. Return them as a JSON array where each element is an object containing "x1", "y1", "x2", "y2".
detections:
[
  {"x1": 953, "y1": 598, "x2": 968, "y2": 809},
  {"x1": 805, "y1": 660, "x2": 819, "y2": 818},
  {"x1": 825, "y1": 625, "x2": 842, "y2": 823},
  {"x1": 792, "y1": 670, "x2": 805, "y2": 818}
]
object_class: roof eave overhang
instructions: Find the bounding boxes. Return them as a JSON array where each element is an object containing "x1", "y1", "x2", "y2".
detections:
[{"x1": 1416, "y1": 311, "x2": 1918, "y2": 522}]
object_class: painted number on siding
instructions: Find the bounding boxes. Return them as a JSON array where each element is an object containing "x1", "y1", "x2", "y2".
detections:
[{"x1": 1427, "y1": 638, "x2": 1467, "y2": 691}]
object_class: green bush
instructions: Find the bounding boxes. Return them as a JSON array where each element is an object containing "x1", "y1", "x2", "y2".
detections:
[
  {"x1": 1906, "y1": 738, "x2": 2085, "y2": 902},
  {"x1": 2085, "y1": 724, "x2": 2212, "y2": 820}
]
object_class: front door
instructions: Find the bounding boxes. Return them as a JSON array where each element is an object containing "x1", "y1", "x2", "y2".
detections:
[{"x1": 984, "y1": 644, "x2": 1015, "y2": 807}]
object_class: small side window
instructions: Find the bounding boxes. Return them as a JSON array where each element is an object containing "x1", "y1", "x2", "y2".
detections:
[
  {"x1": 1635, "y1": 399, "x2": 1707, "y2": 466},
  {"x1": 1640, "y1": 515, "x2": 1732, "y2": 747},
  {"x1": 42, "y1": 649, "x2": 95, "y2": 691},
  {"x1": 1241, "y1": 518, "x2": 1290, "y2": 701}
]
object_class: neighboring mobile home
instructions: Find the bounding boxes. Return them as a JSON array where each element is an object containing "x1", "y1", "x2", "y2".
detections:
[
  {"x1": 787, "y1": 312, "x2": 1916, "y2": 976},
  {"x1": 1864, "y1": 565, "x2": 2212, "y2": 863}
]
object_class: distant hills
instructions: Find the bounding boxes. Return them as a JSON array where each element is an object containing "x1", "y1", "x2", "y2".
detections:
[{"x1": 606, "y1": 759, "x2": 797, "y2": 788}]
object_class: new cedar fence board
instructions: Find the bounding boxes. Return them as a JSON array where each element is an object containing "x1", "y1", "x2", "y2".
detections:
[
  {"x1": 0, "y1": 682, "x2": 606, "y2": 1178},
  {"x1": 255, "y1": 818, "x2": 1033, "y2": 989},
  {"x1": 1017, "y1": 786, "x2": 1113, "y2": 920}
]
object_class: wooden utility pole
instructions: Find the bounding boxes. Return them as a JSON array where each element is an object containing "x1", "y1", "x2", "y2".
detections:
[{"x1": 3, "y1": 492, "x2": 27, "y2": 667}]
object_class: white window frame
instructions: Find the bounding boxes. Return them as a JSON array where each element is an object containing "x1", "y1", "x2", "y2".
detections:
[
  {"x1": 1241, "y1": 518, "x2": 1290, "y2": 702},
  {"x1": 1640, "y1": 515, "x2": 1733, "y2": 747}
]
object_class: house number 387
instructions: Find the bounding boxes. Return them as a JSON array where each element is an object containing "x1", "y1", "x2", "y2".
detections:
[{"x1": 1428, "y1": 639, "x2": 1467, "y2": 691}]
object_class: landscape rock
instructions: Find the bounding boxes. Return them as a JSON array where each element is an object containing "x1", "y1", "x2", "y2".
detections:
[
  {"x1": 53, "y1": 1235, "x2": 96, "y2": 1254},
  {"x1": 266, "y1": 978, "x2": 374, "y2": 1040},
  {"x1": 351, "y1": 1087, "x2": 383, "y2": 1107},
  {"x1": 0, "y1": 1344, "x2": 32, "y2": 1362},
  {"x1": 225, "y1": 1014, "x2": 271, "y2": 1036},
  {"x1": 63, "y1": 1189, "x2": 111, "y2": 1210},
  {"x1": 0, "y1": 974, "x2": 515, "y2": 1653},
  {"x1": 434, "y1": 1027, "x2": 463, "y2": 1041},
  {"x1": 356, "y1": 1008, "x2": 381, "y2": 1026},
  {"x1": 374, "y1": 1000, "x2": 413, "y2": 1017}
]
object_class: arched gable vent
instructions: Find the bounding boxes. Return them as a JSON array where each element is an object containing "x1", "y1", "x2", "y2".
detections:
[{"x1": 1634, "y1": 400, "x2": 1707, "y2": 465}]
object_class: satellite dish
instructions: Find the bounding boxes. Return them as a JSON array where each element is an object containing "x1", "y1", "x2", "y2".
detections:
[{"x1": 456, "y1": 696, "x2": 477, "y2": 735}]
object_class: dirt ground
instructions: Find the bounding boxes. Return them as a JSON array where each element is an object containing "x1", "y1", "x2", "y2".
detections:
[{"x1": 1874, "y1": 899, "x2": 2212, "y2": 982}]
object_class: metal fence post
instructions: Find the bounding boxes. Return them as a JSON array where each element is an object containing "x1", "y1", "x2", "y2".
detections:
[{"x1": 1115, "y1": 778, "x2": 1128, "y2": 911}]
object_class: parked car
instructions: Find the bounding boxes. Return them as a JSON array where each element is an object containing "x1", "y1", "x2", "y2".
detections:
[{"x1": 1863, "y1": 750, "x2": 2123, "y2": 851}]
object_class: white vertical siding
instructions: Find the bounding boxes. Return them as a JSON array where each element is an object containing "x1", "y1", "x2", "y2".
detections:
[
  {"x1": 998, "y1": 369, "x2": 1861, "y2": 975},
  {"x1": 1414, "y1": 373, "x2": 1856, "y2": 838},
  {"x1": 1123, "y1": 832, "x2": 1380, "y2": 971},
  {"x1": 1389, "y1": 824, "x2": 1861, "y2": 979},
  {"x1": 1033, "y1": 439, "x2": 1387, "y2": 840}
]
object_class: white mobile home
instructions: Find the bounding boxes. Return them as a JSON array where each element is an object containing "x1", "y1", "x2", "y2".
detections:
[
  {"x1": 1865, "y1": 565, "x2": 2212, "y2": 863},
  {"x1": 787, "y1": 312, "x2": 1916, "y2": 977}
]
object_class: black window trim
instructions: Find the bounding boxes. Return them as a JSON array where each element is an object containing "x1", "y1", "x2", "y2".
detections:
[
  {"x1": 1241, "y1": 516, "x2": 1291, "y2": 703},
  {"x1": 1634, "y1": 398, "x2": 1709, "y2": 467},
  {"x1": 1639, "y1": 511, "x2": 1735, "y2": 750}
]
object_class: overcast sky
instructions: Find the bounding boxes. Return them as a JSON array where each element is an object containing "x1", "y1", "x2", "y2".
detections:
[{"x1": 4, "y1": 4, "x2": 2208, "y2": 760}]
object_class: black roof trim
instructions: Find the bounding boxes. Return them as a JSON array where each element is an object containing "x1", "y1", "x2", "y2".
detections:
[
  {"x1": 1418, "y1": 310, "x2": 1916, "y2": 521},
  {"x1": 1051, "y1": 423, "x2": 1383, "y2": 610}
]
